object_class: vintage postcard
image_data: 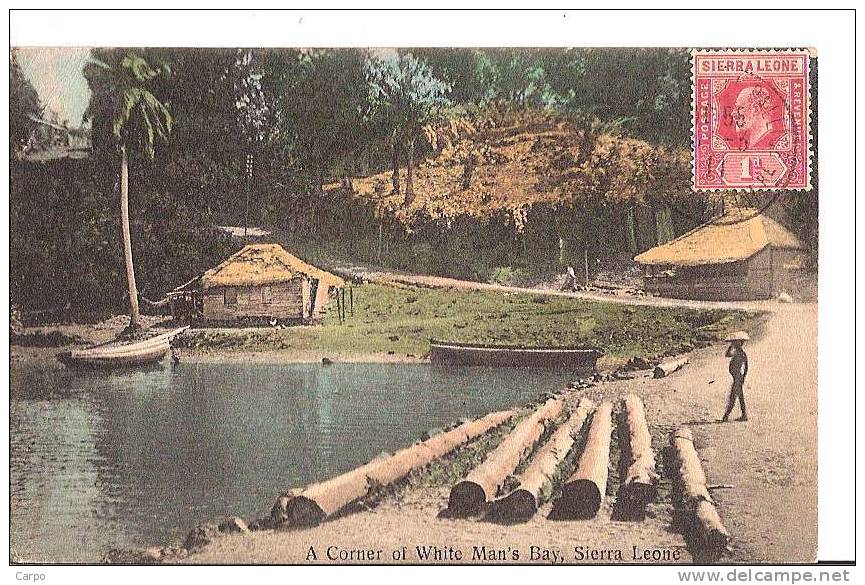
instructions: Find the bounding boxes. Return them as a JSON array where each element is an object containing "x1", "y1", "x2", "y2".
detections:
[{"x1": 7, "y1": 10, "x2": 852, "y2": 575}]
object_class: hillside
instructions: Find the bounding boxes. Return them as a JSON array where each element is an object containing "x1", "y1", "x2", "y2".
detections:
[{"x1": 339, "y1": 109, "x2": 692, "y2": 227}]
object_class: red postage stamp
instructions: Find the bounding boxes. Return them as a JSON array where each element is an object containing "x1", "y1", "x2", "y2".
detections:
[{"x1": 692, "y1": 49, "x2": 813, "y2": 191}]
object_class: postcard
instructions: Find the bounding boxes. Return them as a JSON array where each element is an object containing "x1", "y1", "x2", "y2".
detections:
[{"x1": 8, "y1": 15, "x2": 845, "y2": 572}]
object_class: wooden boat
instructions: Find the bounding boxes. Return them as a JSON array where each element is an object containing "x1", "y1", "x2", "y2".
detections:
[
  {"x1": 57, "y1": 326, "x2": 189, "y2": 369},
  {"x1": 429, "y1": 339, "x2": 603, "y2": 370}
]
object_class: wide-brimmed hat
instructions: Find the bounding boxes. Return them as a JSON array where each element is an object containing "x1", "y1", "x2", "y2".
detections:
[{"x1": 724, "y1": 331, "x2": 750, "y2": 342}]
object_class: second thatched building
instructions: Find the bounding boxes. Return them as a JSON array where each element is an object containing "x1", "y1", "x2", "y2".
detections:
[{"x1": 634, "y1": 210, "x2": 807, "y2": 301}]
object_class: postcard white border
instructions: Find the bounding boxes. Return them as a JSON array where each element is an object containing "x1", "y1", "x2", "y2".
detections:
[{"x1": 4, "y1": 7, "x2": 857, "y2": 583}]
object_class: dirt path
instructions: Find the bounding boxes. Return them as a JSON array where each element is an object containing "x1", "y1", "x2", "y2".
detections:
[
  {"x1": 177, "y1": 303, "x2": 816, "y2": 565},
  {"x1": 333, "y1": 261, "x2": 774, "y2": 312},
  {"x1": 691, "y1": 303, "x2": 818, "y2": 563}
]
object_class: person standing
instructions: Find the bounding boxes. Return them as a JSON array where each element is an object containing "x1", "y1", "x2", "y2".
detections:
[{"x1": 721, "y1": 334, "x2": 749, "y2": 422}]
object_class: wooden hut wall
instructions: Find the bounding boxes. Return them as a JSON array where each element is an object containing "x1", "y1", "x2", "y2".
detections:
[
  {"x1": 746, "y1": 247, "x2": 808, "y2": 299},
  {"x1": 643, "y1": 260, "x2": 754, "y2": 300},
  {"x1": 202, "y1": 277, "x2": 308, "y2": 321},
  {"x1": 742, "y1": 248, "x2": 775, "y2": 299}
]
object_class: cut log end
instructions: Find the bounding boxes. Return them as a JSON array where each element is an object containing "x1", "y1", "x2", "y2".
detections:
[
  {"x1": 554, "y1": 479, "x2": 602, "y2": 519},
  {"x1": 447, "y1": 481, "x2": 488, "y2": 517},
  {"x1": 285, "y1": 496, "x2": 327, "y2": 527},
  {"x1": 486, "y1": 489, "x2": 538, "y2": 523},
  {"x1": 695, "y1": 500, "x2": 731, "y2": 551},
  {"x1": 614, "y1": 482, "x2": 658, "y2": 520}
]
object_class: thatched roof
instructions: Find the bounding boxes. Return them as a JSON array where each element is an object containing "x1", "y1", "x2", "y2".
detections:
[
  {"x1": 201, "y1": 244, "x2": 344, "y2": 289},
  {"x1": 634, "y1": 210, "x2": 803, "y2": 267}
]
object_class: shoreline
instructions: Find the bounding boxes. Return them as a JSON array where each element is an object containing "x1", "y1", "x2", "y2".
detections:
[
  {"x1": 10, "y1": 305, "x2": 816, "y2": 564},
  {"x1": 162, "y1": 305, "x2": 815, "y2": 565},
  {"x1": 10, "y1": 345, "x2": 429, "y2": 366},
  {"x1": 177, "y1": 348, "x2": 429, "y2": 365}
]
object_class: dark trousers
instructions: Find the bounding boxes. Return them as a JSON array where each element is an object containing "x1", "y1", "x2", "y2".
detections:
[{"x1": 723, "y1": 375, "x2": 747, "y2": 419}]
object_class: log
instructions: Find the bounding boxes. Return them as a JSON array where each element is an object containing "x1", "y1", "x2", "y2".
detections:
[
  {"x1": 670, "y1": 428, "x2": 731, "y2": 552},
  {"x1": 653, "y1": 356, "x2": 689, "y2": 378},
  {"x1": 552, "y1": 401, "x2": 614, "y2": 519},
  {"x1": 487, "y1": 398, "x2": 595, "y2": 521},
  {"x1": 614, "y1": 394, "x2": 658, "y2": 519},
  {"x1": 669, "y1": 428, "x2": 711, "y2": 504},
  {"x1": 278, "y1": 409, "x2": 515, "y2": 526},
  {"x1": 448, "y1": 397, "x2": 564, "y2": 517}
]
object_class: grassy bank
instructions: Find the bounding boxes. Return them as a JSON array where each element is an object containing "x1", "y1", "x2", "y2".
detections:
[{"x1": 178, "y1": 283, "x2": 761, "y2": 366}]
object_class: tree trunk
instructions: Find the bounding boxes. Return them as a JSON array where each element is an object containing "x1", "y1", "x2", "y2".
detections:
[
  {"x1": 655, "y1": 204, "x2": 675, "y2": 245},
  {"x1": 448, "y1": 398, "x2": 564, "y2": 517},
  {"x1": 614, "y1": 395, "x2": 658, "y2": 520},
  {"x1": 274, "y1": 408, "x2": 516, "y2": 527},
  {"x1": 669, "y1": 428, "x2": 731, "y2": 553},
  {"x1": 653, "y1": 356, "x2": 690, "y2": 378},
  {"x1": 462, "y1": 149, "x2": 475, "y2": 190},
  {"x1": 391, "y1": 139, "x2": 400, "y2": 194},
  {"x1": 624, "y1": 207, "x2": 638, "y2": 254},
  {"x1": 553, "y1": 401, "x2": 614, "y2": 519},
  {"x1": 119, "y1": 145, "x2": 140, "y2": 330},
  {"x1": 404, "y1": 137, "x2": 415, "y2": 207}
]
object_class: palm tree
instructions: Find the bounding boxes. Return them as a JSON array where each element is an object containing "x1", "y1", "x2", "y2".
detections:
[
  {"x1": 367, "y1": 52, "x2": 449, "y2": 206},
  {"x1": 83, "y1": 50, "x2": 172, "y2": 332}
]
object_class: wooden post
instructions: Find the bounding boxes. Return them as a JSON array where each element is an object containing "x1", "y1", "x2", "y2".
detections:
[
  {"x1": 553, "y1": 401, "x2": 613, "y2": 519},
  {"x1": 614, "y1": 395, "x2": 658, "y2": 520},
  {"x1": 487, "y1": 399, "x2": 595, "y2": 522},
  {"x1": 583, "y1": 248, "x2": 589, "y2": 287},
  {"x1": 349, "y1": 286, "x2": 354, "y2": 316},
  {"x1": 448, "y1": 398, "x2": 564, "y2": 517}
]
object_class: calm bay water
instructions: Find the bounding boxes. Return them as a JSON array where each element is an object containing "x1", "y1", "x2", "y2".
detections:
[{"x1": 10, "y1": 361, "x2": 570, "y2": 563}]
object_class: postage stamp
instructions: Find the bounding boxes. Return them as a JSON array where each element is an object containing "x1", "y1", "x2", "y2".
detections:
[{"x1": 692, "y1": 49, "x2": 813, "y2": 191}]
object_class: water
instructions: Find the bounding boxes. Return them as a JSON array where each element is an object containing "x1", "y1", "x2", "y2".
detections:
[{"x1": 10, "y1": 361, "x2": 571, "y2": 563}]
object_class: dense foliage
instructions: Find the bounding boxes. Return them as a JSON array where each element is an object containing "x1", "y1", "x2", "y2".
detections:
[
  {"x1": 9, "y1": 47, "x2": 817, "y2": 316},
  {"x1": 9, "y1": 50, "x2": 43, "y2": 155}
]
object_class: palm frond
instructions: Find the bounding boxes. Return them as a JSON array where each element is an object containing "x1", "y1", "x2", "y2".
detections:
[{"x1": 84, "y1": 50, "x2": 173, "y2": 154}]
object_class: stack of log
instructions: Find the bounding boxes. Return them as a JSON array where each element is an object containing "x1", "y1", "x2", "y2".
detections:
[
  {"x1": 261, "y1": 387, "x2": 732, "y2": 567},
  {"x1": 487, "y1": 398, "x2": 595, "y2": 521},
  {"x1": 447, "y1": 397, "x2": 564, "y2": 517}
]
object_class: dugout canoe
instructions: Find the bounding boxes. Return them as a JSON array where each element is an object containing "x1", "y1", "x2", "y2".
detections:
[
  {"x1": 430, "y1": 340, "x2": 602, "y2": 370},
  {"x1": 57, "y1": 326, "x2": 189, "y2": 369}
]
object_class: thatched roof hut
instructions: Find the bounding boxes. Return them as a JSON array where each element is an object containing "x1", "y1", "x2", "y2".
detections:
[
  {"x1": 171, "y1": 244, "x2": 344, "y2": 324},
  {"x1": 634, "y1": 210, "x2": 806, "y2": 300}
]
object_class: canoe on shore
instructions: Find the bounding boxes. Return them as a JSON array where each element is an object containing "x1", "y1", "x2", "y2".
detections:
[
  {"x1": 57, "y1": 326, "x2": 189, "y2": 369},
  {"x1": 429, "y1": 339, "x2": 603, "y2": 370}
]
